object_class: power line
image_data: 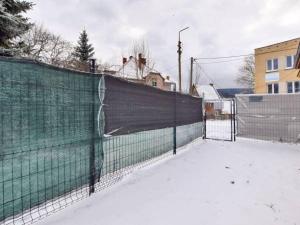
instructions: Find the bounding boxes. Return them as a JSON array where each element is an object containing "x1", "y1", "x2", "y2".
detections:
[
  {"x1": 197, "y1": 58, "x2": 244, "y2": 64},
  {"x1": 195, "y1": 54, "x2": 253, "y2": 60},
  {"x1": 155, "y1": 58, "x2": 190, "y2": 74},
  {"x1": 195, "y1": 46, "x2": 298, "y2": 60},
  {"x1": 194, "y1": 62, "x2": 222, "y2": 89}
]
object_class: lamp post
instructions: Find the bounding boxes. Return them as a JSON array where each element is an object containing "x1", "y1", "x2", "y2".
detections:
[{"x1": 177, "y1": 26, "x2": 189, "y2": 93}]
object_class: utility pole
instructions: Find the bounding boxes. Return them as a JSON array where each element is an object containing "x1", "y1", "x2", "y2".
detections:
[
  {"x1": 189, "y1": 57, "x2": 194, "y2": 95},
  {"x1": 177, "y1": 27, "x2": 189, "y2": 93}
]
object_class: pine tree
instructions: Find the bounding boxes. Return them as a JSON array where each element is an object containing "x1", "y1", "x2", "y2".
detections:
[
  {"x1": 0, "y1": 0, "x2": 33, "y2": 48},
  {"x1": 73, "y1": 29, "x2": 95, "y2": 62}
]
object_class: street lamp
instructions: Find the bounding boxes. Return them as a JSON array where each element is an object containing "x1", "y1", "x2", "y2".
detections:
[{"x1": 177, "y1": 26, "x2": 189, "y2": 93}]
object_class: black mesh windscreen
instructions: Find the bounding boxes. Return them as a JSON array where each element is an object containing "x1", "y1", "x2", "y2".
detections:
[
  {"x1": 103, "y1": 75, "x2": 203, "y2": 135},
  {"x1": 175, "y1": 93, "x2": 203, "y2": 126}
]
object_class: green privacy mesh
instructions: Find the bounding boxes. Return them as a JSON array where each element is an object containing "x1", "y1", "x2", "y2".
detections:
[
  {"x1": 0, "y1": 58, "x2": 102, "y2": 222},
  {"x1": 0, "y1": 58, "x2": 202, "y2": 224},
  {"x1": 101, "y1": 122, "x2": 202, "y2": 176}
]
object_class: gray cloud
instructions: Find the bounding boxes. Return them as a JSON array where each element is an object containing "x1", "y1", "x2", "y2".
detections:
[{"x1": 28, "y1": 0, "x2": 300, "y2": 89}]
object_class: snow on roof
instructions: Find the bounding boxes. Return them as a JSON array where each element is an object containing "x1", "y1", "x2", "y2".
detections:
[
  {"x1": 116, "y1": 57, "x2": 151, "y2": 79},
  {"x1": 164, "y1": 78, "x2": 176, "y2": 84},
  {"x1": 144, "y1": 71, "x2": 175, "y2": 83},
  {"x1": 158, "y1": 73, "x2": 176, "y2": 84},
  {"x1": 115, "y1": 58, "x2": 176, "y2": 84},
  {"x1": 195, "y1": 85, "x2": 221, "y2": 100}
]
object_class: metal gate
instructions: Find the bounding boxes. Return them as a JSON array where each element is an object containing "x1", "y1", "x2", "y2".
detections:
[{"x1": 203, "y1": 98, "x2": 236, "y2": 141}]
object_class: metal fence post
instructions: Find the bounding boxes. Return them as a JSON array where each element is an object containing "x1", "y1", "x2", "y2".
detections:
[
  {"x1": 233, "y1": 98, "x2": 236, "y2": 142},
  {"x1": 203, "y1": 111, "x2": 206, "y2": 139},
  {"x1": 230, "y1": 99, "x2": 233, "y2": 142},
  {"x1": 89, "y1": 59, "x2": 96, "y2": 195},
  {"x1": 202, "y1": 94, "x2": 206, "y2": 139},
  {"x1": 173, "y1": 84, "x2": 177, "y2": 155}
]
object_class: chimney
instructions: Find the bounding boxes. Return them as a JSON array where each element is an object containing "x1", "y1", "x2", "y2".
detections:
[
  {"x1": 138, "y1": 53, "x2": 144, "y2": 70},
  {"x1": 138, "y1": 53, "x2": 142, "y2": 60},
  {"x1": 166, "y1": 76, "x2": 170, "y2": 80},
  {"x1": 209, "y1": 83, "x2": 214, "y2": 86},
  {"x1": 141, "y1": 57, "x2": 146, "y2": 66},
  {"x1": 122, "y1": 57, "x2": 127, "y2": 64}
]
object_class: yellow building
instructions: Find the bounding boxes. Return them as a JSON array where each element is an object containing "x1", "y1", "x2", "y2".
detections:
[{"x1": 255, "y1": 38, "x2": 300, "y2": 94}]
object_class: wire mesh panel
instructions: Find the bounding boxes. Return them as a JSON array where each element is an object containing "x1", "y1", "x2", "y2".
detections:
[
  {"x1": 203, "y1": 99, "x2": 235, "y2": 141},
  {"x1": 236, "y1": 94, "x2": 300, "y2": 143},
  {"x1": 176, "y1": 122, "x2": 203, "y2": 148},
  {"x1": 0, "y1": 58, "x2": 102, "y2": 224},
  {"x1": 97, "y1": 74, "x2": 203, "y2": 186},
  {"x1": 0, "y1": 57, "x2": 203, "y2": 224}
]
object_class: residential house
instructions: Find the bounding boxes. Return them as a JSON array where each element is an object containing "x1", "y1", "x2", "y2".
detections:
[
  {"x1": 254, "y1": 38, "x2": 300, "y2": 94},
  {"x1": 114, "y1": 54, "x2": 175, "y2": 91},
  {"x1": 191, "y1": 84, "x2": 223, "y2": 117}
]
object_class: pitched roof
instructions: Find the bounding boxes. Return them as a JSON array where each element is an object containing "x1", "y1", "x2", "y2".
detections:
[
  {"x1": 217, "y1": 88, "x2": 253, "y2": 98},
  {"x1": 116, "y1": 57, "x2": 151, "y2": 79},
  {"x1": 255, "y1": 37, "x2": 300, "y2": 51},
  {"x1": 195, "y1": 85, "x2": 221, "y2": 101},
  {"x1": 145, "y1": 71, "x2": 165, "y2": 80},
  {"x1": 115, "y1": 58, "x2": 176, "y2": 84}
]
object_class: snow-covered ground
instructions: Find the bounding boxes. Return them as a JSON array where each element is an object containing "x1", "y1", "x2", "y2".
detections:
[
  {"x1": 36, "y1": 138, "x2": 300, "y2": 225},
  {"x1": 206, "y1": 120, "x2": 233, "y2": 140}
]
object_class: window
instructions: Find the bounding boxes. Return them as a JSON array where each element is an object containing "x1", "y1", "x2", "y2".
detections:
[
  {"x1": 273, "y1": 58, "x2": 278, "y2": 70},
  {"x1": 266, "y1": 58, "x2": 279, "y2": 72},
  {"x1": 267, "y1": 60, "x2": 272, "y2": 71},
  {"x1": 286, "y1": 55, "x2": 295, "y2": 69},
  {"x1": 267, "y1": 83, "x2": 279, "y2": 94},
  {"x1": 287, "y1": 81, "x2": 300, "y2": 93},
  {"x1": 152, "y1": 79, "x2": 157, "y2": 87},
  {"x1": 268, "y1": 84, "x2": 272, "y2": 94},
  {"x1": 287, "y1": 82, "x2": 293, "y2": 93},
  {"x1": 274, "y1": 83, "x2": 279, "y2": 93},
  {"x1": 295, "y1": 81, "x2": 300, "y2": 92}
]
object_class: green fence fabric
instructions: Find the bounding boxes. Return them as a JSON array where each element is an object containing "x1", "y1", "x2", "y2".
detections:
[
  {"x1": 0, "y1": 57, "x2": 202, "y2": 224},
  {"x1": 101, "y1": 122, "x2": 202, "y2": 177},
  {"x1": 0, "y1": 58, "x2": 102, "y2": 222}
]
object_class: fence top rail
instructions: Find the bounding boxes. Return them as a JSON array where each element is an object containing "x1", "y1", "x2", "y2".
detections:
[
  {"x1": 204, "y1": 98, "x2": 234, "y2": 102},
  {"x1": 236, "y1": 93, "x2": 300, "y2": 97},
  {"x1": 104, "y1": 74, "x2": 202, "y2": 99},
  {"x1": 0, "y1": 55, "x2": 101, "y2": 77}
]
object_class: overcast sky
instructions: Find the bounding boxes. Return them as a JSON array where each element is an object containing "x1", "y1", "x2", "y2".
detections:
[{"x1": 28, "y1": 0, "x2": 300, "y2": 89}]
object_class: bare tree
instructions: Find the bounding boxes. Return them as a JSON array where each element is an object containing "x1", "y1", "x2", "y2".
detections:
[
  {"x1": 129, "y1": 39, "x2": 155, "y2": 79},
  {"x1": 236, "y1": 55, "x2": 255, "y2": 89},
  {"x1": 193, "y1": 63, "x2": 201, "y2": 86},
  {"x1": 14, "y1": 24, "x2": 74, "y2": 68},
  {"x1": 96, "y1": 62, "x2": 112, "y2": 72}
]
